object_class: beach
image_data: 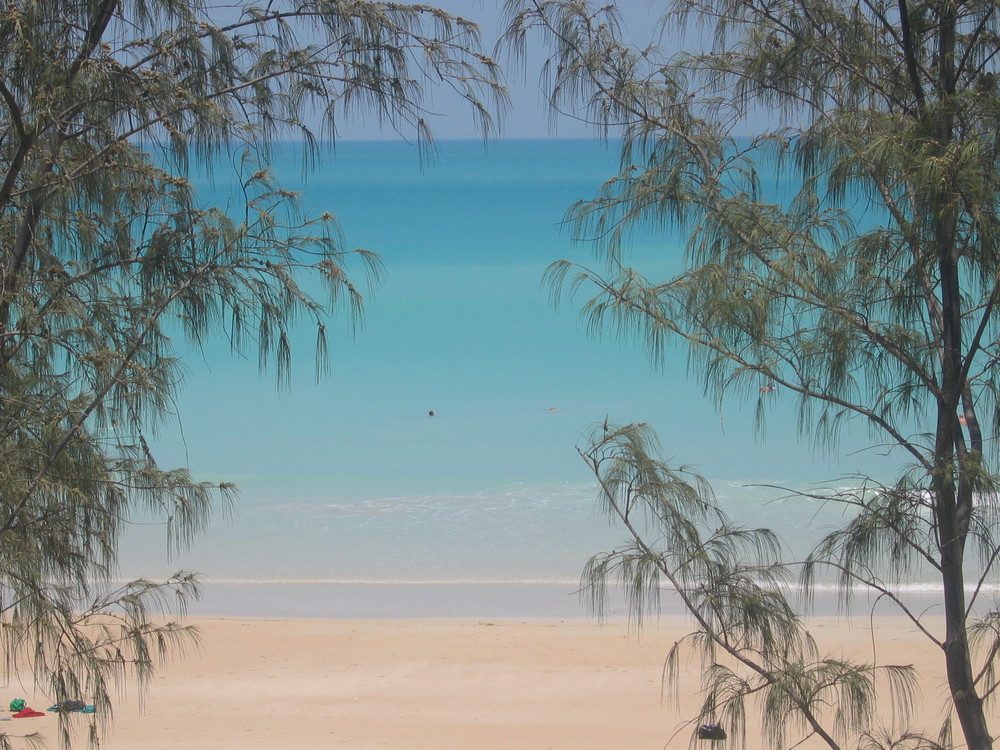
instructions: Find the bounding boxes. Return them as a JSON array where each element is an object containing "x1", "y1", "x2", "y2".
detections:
[
  {"x1": 13, "y1": 602, "x2": 969, "y2": 750},
  {"x1": 86, "y1": 140, "x2": 975, "y2": 748}
]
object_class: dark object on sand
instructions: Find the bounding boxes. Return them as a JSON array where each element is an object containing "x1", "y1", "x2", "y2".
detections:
[{"x1": 697, "y1": 723, "x2": 727, "y2": 741}]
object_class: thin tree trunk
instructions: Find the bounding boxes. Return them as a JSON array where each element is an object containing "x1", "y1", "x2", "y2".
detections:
[
  {"x1": 933, "y1": 3, "x2": 994, "y2": 744},
  {"x1": 935, "y1": 184, "x2": 994, "y2": 750}
]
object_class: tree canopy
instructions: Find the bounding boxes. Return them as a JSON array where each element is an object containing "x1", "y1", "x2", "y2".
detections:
[
  {"x1": 502, "y1": 0, "x2": 1000, "y2": 748},
  {"x1": 0, "y1": 1, "x2": 503, "y2": 747}
]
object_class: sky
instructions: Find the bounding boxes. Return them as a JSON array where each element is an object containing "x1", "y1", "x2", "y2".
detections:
[{"x1": 331, "y1": 0, "x2": 664, "y2": 141}]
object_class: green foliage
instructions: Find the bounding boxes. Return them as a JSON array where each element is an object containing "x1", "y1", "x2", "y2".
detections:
[
  {"x1": 503, "y1": 0, "x2": 1000, "y2": 748},
  {"x1": 581, "y1": 423, "x2": 922, "y2": 750},
  {"x1": 0, "y1": 1, "x2": 503, "y2": 748}
]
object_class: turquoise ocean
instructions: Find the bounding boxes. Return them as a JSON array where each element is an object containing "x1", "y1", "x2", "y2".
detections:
[{"x1": 117, "y1": 139, "x2": 934, "y2": 615}]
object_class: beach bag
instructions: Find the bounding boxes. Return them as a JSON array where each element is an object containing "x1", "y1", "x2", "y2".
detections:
[{"x1": 697, "y1": 723, "x2": 727, "y2": 741}]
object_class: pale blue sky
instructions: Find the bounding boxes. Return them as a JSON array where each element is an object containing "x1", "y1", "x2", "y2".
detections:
[{"x1": 333, "y1": 0, "x2": 664, "y2": 140}]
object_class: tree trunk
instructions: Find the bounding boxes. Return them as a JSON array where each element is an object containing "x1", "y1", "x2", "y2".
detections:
[
  {"x1": 933, "y1": 2, "x2": 994, "y2": 744},
  {"x1": 935, "y1": 205, "x2": 994, "y2": 750},
  {"x1": 939, "y1": 507, "x2": 993, "y2": 750}
]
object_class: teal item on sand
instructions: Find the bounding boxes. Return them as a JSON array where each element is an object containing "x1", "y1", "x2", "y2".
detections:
[{"x1": 47, "y1": 701, "x2": 94, "y2": 713}]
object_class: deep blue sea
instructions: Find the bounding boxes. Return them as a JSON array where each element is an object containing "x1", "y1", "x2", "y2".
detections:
[{"x1": 119, "y1": 139, "x2": 917, "y2": 590}]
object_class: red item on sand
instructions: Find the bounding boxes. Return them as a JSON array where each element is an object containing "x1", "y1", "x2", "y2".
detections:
[{"x1": 12, "y1": 708, "x2": 45, "y2": 718}]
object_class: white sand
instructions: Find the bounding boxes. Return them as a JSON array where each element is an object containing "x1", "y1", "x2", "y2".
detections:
[{"x1": 24, "y1": 614, "x2": 969, "y2": 750}]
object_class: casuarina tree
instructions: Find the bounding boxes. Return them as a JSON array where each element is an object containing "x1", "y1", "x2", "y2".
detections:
[
  {"x1": 0, "y1": 1, "x2": 503, "y2": 747},
  {"x1": 503, "y1": 0, "x2": 1000, "y2": 748}
]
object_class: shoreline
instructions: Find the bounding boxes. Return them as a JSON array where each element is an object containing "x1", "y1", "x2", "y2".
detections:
[
  {"x1": 184, "y1": 581, "x2": 593, "y2": 618},
  {"x1": 179, "y1": 580, "x2": 963, "y2": 619}
]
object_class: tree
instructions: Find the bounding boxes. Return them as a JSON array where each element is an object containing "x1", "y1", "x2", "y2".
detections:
[
  {"x1": 502, "y1": 0, "x2": 1000, "y2": 748},
  {"x1": 0, "y1": 2, "x2": 503, "y2": 748}
]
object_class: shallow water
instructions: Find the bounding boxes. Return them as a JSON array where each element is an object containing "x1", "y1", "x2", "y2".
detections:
[{"x1": 121, "y1": 139, "x2": 927, "y2": 594}]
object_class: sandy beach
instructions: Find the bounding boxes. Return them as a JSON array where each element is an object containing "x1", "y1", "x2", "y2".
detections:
[{"x1": 5, "y1": 609, "x2": 979, "y2": 750}]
